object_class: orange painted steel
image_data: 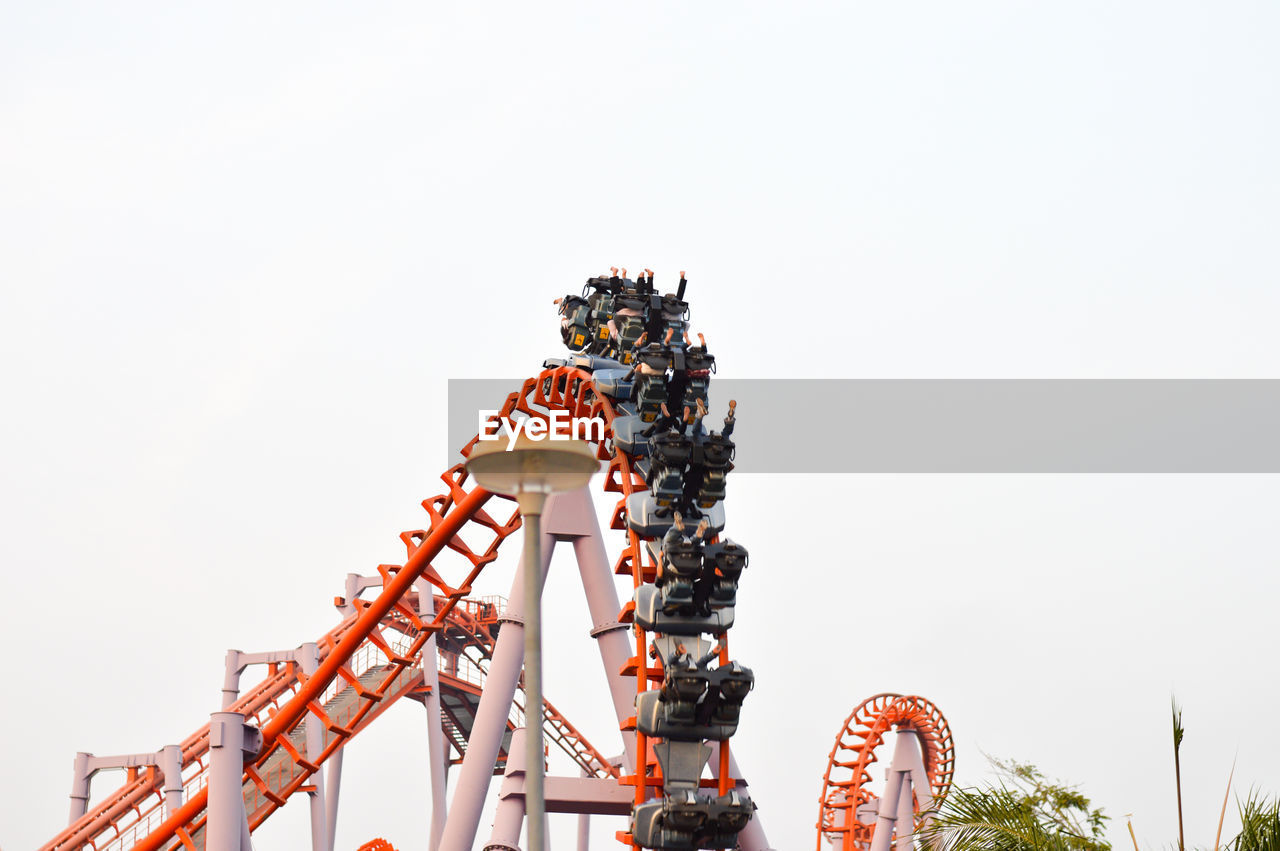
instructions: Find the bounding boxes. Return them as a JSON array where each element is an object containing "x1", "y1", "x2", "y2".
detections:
[
  {"x1": 356, "y1": 839, "x2": 397, "y2": 851},
  {"x1": 47, "y1": 476, "x2": 506, "y2": 851},
  {"x1": 816, "y1": 694, "x2": 955, "y2": 851},
  {"x1": 42, "y1": 364, "x2": 700, "y2": 851},
  {"x1": 47, "y1": 590, "x2": 615, "y2": 851}
]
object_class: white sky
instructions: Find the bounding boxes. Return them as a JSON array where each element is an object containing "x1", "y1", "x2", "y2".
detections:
[{"x1": 2, "y1": 3, "x2": 1278, "y2": 850}]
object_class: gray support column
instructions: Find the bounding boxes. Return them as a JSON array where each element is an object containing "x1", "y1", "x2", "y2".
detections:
[
  {"x1": 416, "y1": 578, "x2": 450, "y2": 851},
  {"x1": 484, "y1": 727, "x2": 528, "y2": 851},
  {"x1": 160, "y1": 744, "x2": 184, "y2": 816},
  {"x1": 298, "y1": 643, "x2": 329, "y2": 851},
  {"x1": 901, "y1": 728, "x2": 935, "y2": 846},
  {"x1": 553, "y1": 488, "x2": 637, "y2": 771},
  {"x1": 520, "y1": 506, "x2": 547, "y2": 851},
  {"x1": 222, "y1": 650, "x2": 245, "y2": 710},
  {"x1": 895, "y1": 766, "x2": 915, "y2": 851},
  {"x1": 576, "y1": 764, "x2": 591, "y2": 851},
  {"x1": 869, "y1": 729, "x2": 916, "y2": 851},
  {"x1": 436, "y1": 516, "x2": 556, "y2": 851},
  {"x1": 68, "y1": 752, "x2": 91, "y2": 824},
  {"x1": 208, "y1": 712, "x2": 260, "y2": 851},
  {"x1": 324, "y1": 748, "x2": 343, "y2": 851},
  {"x1": 69, "y1": 748, "x2": 190, "y2": 827}
]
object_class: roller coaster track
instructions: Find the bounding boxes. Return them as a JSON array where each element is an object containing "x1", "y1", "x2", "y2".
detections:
[
  {"x1": 43, "y1": 363, "x2": 655, "y2": 851},
  {"x1": 46, "y1": 587, "x2": 616, "y2": 851},
  {"x1": 816, "y1": 693, "x2": 955, "y2": 850},
  {"x1": 45, "y1": 259, "x2": 772, "y2": 850}
]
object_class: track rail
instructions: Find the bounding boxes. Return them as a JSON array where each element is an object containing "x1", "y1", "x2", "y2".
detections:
[
  {"x1": 45, "y1": 366, "x2": 626, "y2": 851},
  {"x1": 47, "y1": 352, "x2": 731, "y2": 849},
  {"x1": 817, "y1": 693, "x2": 955, "y2": 850}
]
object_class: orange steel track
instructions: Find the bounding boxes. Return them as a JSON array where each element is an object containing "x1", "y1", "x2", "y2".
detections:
[
  {"x1": 42, "y1": 364, "x2": 691, "y2": 851},
  {"x1": 816, "y1": 693, "x2": 955, "y2": 851},
  {"x1": 355, "y1": 840, "x2": 397, "y2": 851}
]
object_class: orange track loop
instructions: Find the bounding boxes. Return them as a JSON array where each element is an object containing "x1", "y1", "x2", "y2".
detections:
[
  {"x1": 356, "y1": 839, "x2": 397, "y2": 851},
  {"x1": 816, "y1": 693, "x2": 955, "y2": 851}
]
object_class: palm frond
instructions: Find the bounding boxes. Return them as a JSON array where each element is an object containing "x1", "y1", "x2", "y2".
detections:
[
  {"x1": 1229, "y1": 791, "x2": 1280, "y2": 851},
  {"x1": 923, "y1": 785, "x2": 1110, "y2": 851}
]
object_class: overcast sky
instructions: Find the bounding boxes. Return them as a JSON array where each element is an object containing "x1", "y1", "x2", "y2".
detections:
[{"x1": 2, "y1": 3, "x2": 1279, "y2": 850}]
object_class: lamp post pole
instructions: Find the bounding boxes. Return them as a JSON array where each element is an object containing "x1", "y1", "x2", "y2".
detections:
[
  {"x1": 519, "y1": 489, "x2": 548, "y2": 851},
  {"x1": 465, "y1": 432, "x2": 599, "y2": 851}
]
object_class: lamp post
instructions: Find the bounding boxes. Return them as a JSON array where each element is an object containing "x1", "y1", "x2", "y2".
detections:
[{"x1": 465, "y1": 431, "x2": 600, "y2": 851}]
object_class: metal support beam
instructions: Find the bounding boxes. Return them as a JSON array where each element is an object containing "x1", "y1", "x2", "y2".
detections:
[
  {"x1": 577, "y1": 765, "x2": 591, "y2": 851},
  {"x1": 868, "y1": 729, "x2": 932, "y2": 851},
  {"x1": 551, "y1": 487, "x2": 637, "y2": 772},
  {"x1": 221, "y1": 642, "x2": 329, "y2": 851},
  {"x1": 68, "y1": 745, "x2": 185, "y2": 826},
  {"x1": 484, "y1": 727, "x2": 529, "y2": 851},
  {"x1": 324, "y1": 748, "x2": 343, "y2": 851},
  {"x1": 298, "y1": 643, "x2": 329, "y2": 851},
  {"x1": 207, "y1": 712, "x2": 261, "y2": 851},
  {"x1": 437, "y1": 503, "x2": 556, "y2": 851},
  {"x1": 417, "y1": 577, "x2": 450, "y2": 851}
]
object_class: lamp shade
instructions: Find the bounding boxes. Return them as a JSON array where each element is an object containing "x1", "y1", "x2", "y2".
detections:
[{"x1": 465, "y1": 432, "x2": 600, "y2": 498}]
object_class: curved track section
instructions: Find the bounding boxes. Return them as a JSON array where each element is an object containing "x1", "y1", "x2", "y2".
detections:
[
  {"x1": 355, "y1": 839, "x2": 396, "y2": 851},
  {"x1": 45, "y1": 269, "x2": 755, "y2": 851},
  {"x1": 816, "y1": 693, "x2": 955, "y2": 850},
  {"x1": 41, "y1": 447, "x2": 614, "y2": 851}
]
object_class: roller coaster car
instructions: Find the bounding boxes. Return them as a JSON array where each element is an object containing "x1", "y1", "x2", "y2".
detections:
[
  {"x1": 688, "y1": 432, "x2": 735, "y2": 508},
  {"x1": 579, "y1": 353, "x2": 627, "y2": 371},
  {"x1": 704, "y1": 540, "x2": 748, "y2": 580},
  {"x1": 695, "y1": 573, "x2": 735, "y2": 612},
  {"x1": 650, "y1": 652, "x2": 747, "y2": 731},
  {"x1": 660, "y1": 526, "x2": 705, "y2": 583},
  {"x1": 655, "y1": 576, "x2": 695, "y2": 611},
  {"x1": 633, "y1": 345, "x2": 673, "y2": 423},
  {"x1": 633, "y1": 584, "x2": 734, "y2": 636},
  {"x1": 582, "y1": 277, "x2": 618, "y2": 347},
  {"x1": 660, "y1": 653, "x2": 709, "y2": 705},
  {"x1": 611, "y1": 415, "x2": 648, "y2": 456},
  {"x1": 590, "y1": 322, "x2": 613, "y2": 354},
  {"x1": 557, "y1": 295, "x2": 594, "y2": 353},
  {"x1": 699, "y1": 540, "x2": 748, "y2": 610},
  {"x1": 546, "y1": 354, "x2": 626, "y2": 373},
  {"x1": 636, "y1": 687, "x2": 736, "y2": 742},
  {"x1": 592, "y1": 368, "x2": 634, "y2": 401},
  {"x1": 650, "y1": 427, "x2": 694, "y2": 470},
  {"x1": 583, "y1": 275, "x2": 621, "y2": 297},
  {"x1": 684, "y1": 347, "x2": 714, "y2": 374},
  {"x1": 635, "y1": 378, "x2": 668, "y2": 424},
  {"x1": 640, "y1": 657, "x2": 754, "y2": 735},
  {"x1": 631, "y1": 790, "x2": 755, "y2": 851},
  {"x1": 652, "y1": 521, "x2": 704, "y2": 608},
  {"x1": 614, "y1": 291, "x2": 647, "y2": 312},
  {"x1": 642, "y1": 293, "x2": 689, "y2": 344},
  {"x1": 610, "y1": 295, "x2": 647, "y2": 363},
  {"x1": 647, "y1": 430, "x2": 693, "y2": 506},
  {"x1": 660, "y1": 294, "x2": 689, "y2": 324},
  {"x1": 626, "y1": 492, "x2": 725, "y2": 540},
  {"x1": 682, "y1": 388, "x2": 709, "y2": 427},
  {"x1": 701, "y1": 662, "x2": 754, "y2": 727}
]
